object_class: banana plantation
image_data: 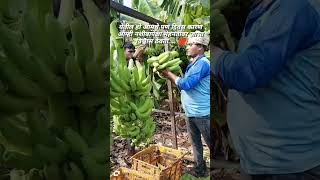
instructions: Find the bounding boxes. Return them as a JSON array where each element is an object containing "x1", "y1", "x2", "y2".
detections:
[{"x1": 110, "y1": 0, "x2": 252, "y2": 179}]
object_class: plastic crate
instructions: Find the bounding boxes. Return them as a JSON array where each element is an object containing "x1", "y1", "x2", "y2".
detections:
[
  {"x1": 131, "y1": 145, "x2": 184, "y2": 180},
  {"x1": 110, "y1": 167, "x2": 154, "y2": 180}
]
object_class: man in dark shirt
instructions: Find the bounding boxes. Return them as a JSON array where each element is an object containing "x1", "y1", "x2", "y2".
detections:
[{"x1": 212, "y1": 0, "x2": 320, "y2": 179}]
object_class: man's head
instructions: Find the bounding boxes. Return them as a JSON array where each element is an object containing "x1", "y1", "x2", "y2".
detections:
[
  {"x1": 186, "y1": 32, "x2": 209, "y2": 59},
  {"x1": 123, "y1": 42, "x2": 135, "y2": 60}
]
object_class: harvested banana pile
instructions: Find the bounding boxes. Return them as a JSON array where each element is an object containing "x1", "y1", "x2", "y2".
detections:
[{"x1": 0, "y1": 0, "x2": 108, "y2": 179}]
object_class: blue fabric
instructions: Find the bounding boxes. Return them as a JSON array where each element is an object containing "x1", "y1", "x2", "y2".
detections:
[
  {"x1": 176, "y1": 54, "x2": 210, "y2": 117},
  {"x1": 213, "y1": 0, "x2": 320, "y2": 92},
  {"x1": 213, "y1": 0, "x2": 320, "y2": 175}
]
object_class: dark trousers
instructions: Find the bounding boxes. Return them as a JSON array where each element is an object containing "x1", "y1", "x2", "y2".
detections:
[
  {"x1": 186, "y1": 116, "x2": 213, "y2": 172},
  {"x1": 241, "y1": 165, "x2": 320, "y2": 180}
]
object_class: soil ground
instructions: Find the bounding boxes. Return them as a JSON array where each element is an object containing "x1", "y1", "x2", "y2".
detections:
[{"x1": 110, "y1": 112, "x2": 241, "y2": 179}]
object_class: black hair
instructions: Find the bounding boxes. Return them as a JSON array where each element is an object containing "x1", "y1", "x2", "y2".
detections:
[{"x1": 123, "y1": 42, "x2": 135, "y2": 49}]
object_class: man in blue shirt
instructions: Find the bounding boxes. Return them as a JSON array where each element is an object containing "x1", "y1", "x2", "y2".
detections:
[
  {"x1": 162, "y1": 33, "x2": 212, "y2": 177},
  {"x1": 212, "y1": 0, "x2": 320, "y2": 179}
]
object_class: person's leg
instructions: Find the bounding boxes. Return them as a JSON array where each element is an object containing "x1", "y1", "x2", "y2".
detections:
[
  {"x1": 196, "y1": 116, "x2": 213, "y2": 154},
  {"x1": 186, "y1": 117, "x2": 205, "y2": 175}
]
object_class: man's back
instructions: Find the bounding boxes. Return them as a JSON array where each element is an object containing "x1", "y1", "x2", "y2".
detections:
[{"x1": 224, "y1": 0, "x2": 320, "y2": 174}]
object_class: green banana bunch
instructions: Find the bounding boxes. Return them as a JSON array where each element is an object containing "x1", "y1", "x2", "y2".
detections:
[
  {"x1": 110, "y1": 59, "x2": 152, "y2": 98},
  {"x1": 111, "y1": 53, "x2": 155, "y2": 145},
  {"x1": 182, "y1": 3, "x2": 210, "y2": 27},
  {"x1": 112, "y1": 95, "x2": 155, "y2": 146},
  {"x1": 0, "y1": 0, "x2": 109, "y2": 179},
  {"x1": 147, "y1": 50, "x2": 182, "y2": 75}
]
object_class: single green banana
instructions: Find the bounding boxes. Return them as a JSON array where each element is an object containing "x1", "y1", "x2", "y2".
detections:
[
  {"x1": 141, "y1": 75, "x2": 151, "y2": 86},
  {"x1": 87, "y1": 141, "x2": 107, "y2": 163},
  {"x1": 128, "y1": 127, "x2": 140, "y2": 137},
  {"x1": 158, "y1": 54, "x2": 170, "y2": 65},
  {"x1": 146, "y1": 56, "x2": 158, "y2": 64},
  {"x1": 0, "y1": 60, "x2": 47, "y2": 98},
  {"x1": 129, "y1": 101, "x2": 138, "y2": 111},
  {"x1": 64, "y1": 162, "x2": 85, "y2": 180},
  {"x1": 130, "y1": 113, "x2": 137, "y2": 121},
  {"x1": 137, "y1": 97, "x2": 153, "y2": 114},
  {"x1": 26, "y1": 110, "x2": 56, "y2": 147},
  {"x1": 45, "y1": 14, "x2": 70, "y2": 73},
  {"x1": 170, "y1": 50, "x2": 179, "y2": 58},
  {"x1": 110, "y1": 70, "x2": 130, "y2": 92},
  {"x1": 152, "y1": 62, "x2": 160, "y2": 68},
  {"x1": 110, "y1": 77, "x2": 125, "y2": 93},
  {"x1": 128, "y1": 59, "x2": 134, "y2": 70},
  {"x1": 132, "y1": 66, "x2": 142, "y2": 90},
  {"x1": 65, "y1": 55, "x2": 86, "y2": 93},
  {"x1": 64, "y1": 128, "x2": 89, "y2": 155},
  {"x1": 136, "y1": 108, "x2": 152, "y2": 119},
  {"x1": 85, "y1": 61, "x2": 106, "y2": 95},
  {"x1": 82, "y1": 0, "x2": 108, "y2": 64},
  {"x1": 28, "y1": 168, "x2": 43, "y2": 180},
  {"x1": 2, "y1": 151, "x2": 43, "y2": 170},
  {"x1": 23, "y1": 13, "x2": 58, "y2": 72},
  {"x1": 48, "y1": 94, "x2": 75, "y2": 131},
  {"x1": 70, "y1": 15, "x2": 94, "y2": 71},
  {"x1": 110, "y1": 90, "x2": 121, "y2": 98},
  {"x1": 34, "y1": 138, "x2": 68, "y2": 164},
  {"x1": 135, "y1": 60, "x2": 146, "y2": 81},
  {"x1": 110, "y1": 98, "x2": 120, "y2": 110},
  {"x1": 81, "y1": 155, "x2": 107, "y2": 179},
  {"x1": 31, "y1": 56, "x2": 67, "y2": 93},
  {"x1": 129, "y1": 78, "x2": 137, "y2": 92},
  {"x1": 157, "y1": 51, "x2": 170, "y2": 60},
  {"x1": 89, "y1": 106, "x2": 108, "y2": 146},
  {"x1": 72, "y1": 93, "x2": 106, "y2": 110},
  {"x1": 110, "y1": 20, "x2": 122, "y2": 48},
  {"x1": 0, "y1": 116, "x2": 33, "y2": 152},
  {"x1": 0, "y1": 93, "x2": 44, "y2": 114},
  {"x1": 44, "y1": 164, "x2": 64, "y2": 180},
  {"x1": 58, "y1": 0, "x2": 75, "y2": 30},
  {"x1": 168, "y1": 64, "x2": 181, "y2": 72}
]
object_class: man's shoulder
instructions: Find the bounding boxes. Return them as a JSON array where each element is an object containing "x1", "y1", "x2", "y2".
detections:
[
  {"x1": 279, "y1": 0, "x2": 316, "y2": 12},
  {"x1": 197, "y1": 55, "x2": 210, "y2": 65}
]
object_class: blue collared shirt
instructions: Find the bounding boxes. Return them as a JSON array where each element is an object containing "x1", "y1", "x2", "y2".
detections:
[{"x1": 175, "y1": 54, "x2": 210, "y2": 117}]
